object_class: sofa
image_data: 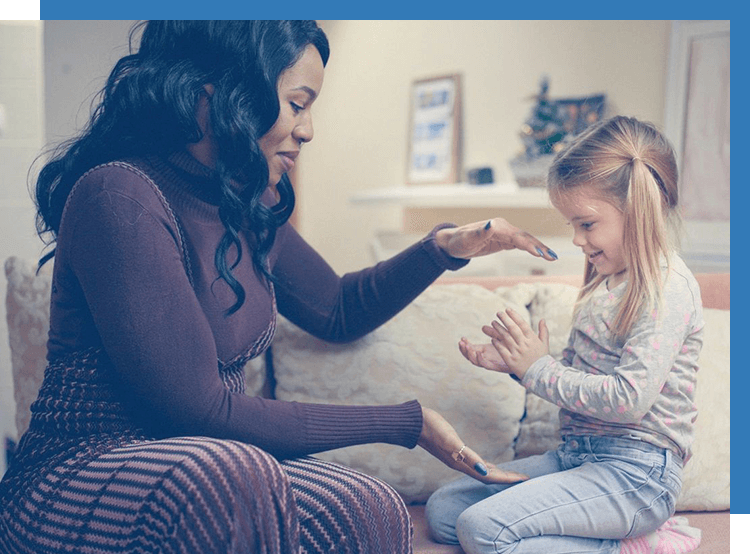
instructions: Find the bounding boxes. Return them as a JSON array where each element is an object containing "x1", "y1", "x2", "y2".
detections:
[{"x1": 4, "y1": 257, "x2": 730, "y2": 553}]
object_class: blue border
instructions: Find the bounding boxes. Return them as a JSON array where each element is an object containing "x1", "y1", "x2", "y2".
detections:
[
  {"x1": 37, "y1": 0, "x2": 733, "y2": 21},
  {"x1": 730, "y1": 18, "x2": 742, "y2": 515}
]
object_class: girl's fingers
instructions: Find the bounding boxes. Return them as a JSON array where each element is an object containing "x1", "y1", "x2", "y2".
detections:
[
  {"x1": 460, "y1": 339, "x2": 488, "y2": 369},
  {"x1": 491, "y1": 321, "x2": 507, "y2": 335},
  {"x1": 458, "y1": 341, "x2": 477, "y2": 365},
  {"x1": 504, "y1": 308, "x2": 529, "y2": 329},
  {"x1": 538, "y1": 318, "x2": 550, "y2": 344},
  {"x1": 491, "y1": 339, "x2": 512, "y2": 364},
  {"x1": 497, "y1": 310, "x2": 525, "y2": 342},
  {"x1": 482, "y1": 323, "x2": 503, "y2": 340}
]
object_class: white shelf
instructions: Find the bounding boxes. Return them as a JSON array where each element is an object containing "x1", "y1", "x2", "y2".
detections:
[{"x1": 350, "y1": 182, "x2": 552, "y2": 209}]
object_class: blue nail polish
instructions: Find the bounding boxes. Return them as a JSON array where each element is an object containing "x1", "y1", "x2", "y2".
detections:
[
  {"x1": 474, "y1": 462, "x2": 488, "y2": 476},
  {"x1": 547, "y1": 249, "x2": 558, "y2": 260},
  {"x1": 536, "y1": 247, "x2": 544, "y2": 256},
  {"x1": 484, "y1": 221, "x2": 491, "y2": 230}
]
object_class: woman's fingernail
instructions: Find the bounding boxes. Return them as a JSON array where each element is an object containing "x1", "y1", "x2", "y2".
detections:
[
  {"x1": 547, "y1": 249, "x2": 558, "y2": 260},
  {"x1": 474, "y1": 462, "x2": 488, "y2": 476},
  {"x1": 484, "y1": 221, "x2": 492, "y2": 230},
  {"x1": 536, "y1": 247, "x2": 544, "y2": 256}
]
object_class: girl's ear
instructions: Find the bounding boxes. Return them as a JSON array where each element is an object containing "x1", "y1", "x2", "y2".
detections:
[{"x1": 203, "y1": 83, "x2": 215, "y2": 97}]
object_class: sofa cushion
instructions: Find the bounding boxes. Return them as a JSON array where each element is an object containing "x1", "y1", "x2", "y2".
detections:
[
  {"x1": 4, "y1": 256, "x2": 52, "y2": 439},
  {"x1": 514, "y1": 282, "x2": 730, "y2": 512},
  {"x1": 272, "y1": 284, "x2": 531, "y2": 503},
  {"x1": 677, "y1": 307, "x2": 730, "y2": 511}
]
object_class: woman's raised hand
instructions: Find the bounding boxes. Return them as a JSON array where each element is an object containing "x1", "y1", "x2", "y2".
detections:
[
  {"x1": 434, "y1": 218, "x2": 558, "y2": 261},
  {"x1": 417, "y1": 406, "x2": 528, "y2": 485}
]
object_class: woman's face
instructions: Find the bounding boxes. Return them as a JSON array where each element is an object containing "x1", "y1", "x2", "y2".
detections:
[{"x1": 259, "y1": 45, "x2": 325, "y2": 187}]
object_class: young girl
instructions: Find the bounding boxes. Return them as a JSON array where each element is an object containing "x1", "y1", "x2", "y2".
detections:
[{"x1": 426, "y1": 116, "x2": 704, "y2": 554}]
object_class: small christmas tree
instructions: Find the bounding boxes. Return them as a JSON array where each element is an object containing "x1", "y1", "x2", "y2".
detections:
[
  {"x1": 518, "y1": 75, "x2": 569, "y2": 158},
  {"x1": 509, "y1": 76, "x2": 606, "y2": 187}
]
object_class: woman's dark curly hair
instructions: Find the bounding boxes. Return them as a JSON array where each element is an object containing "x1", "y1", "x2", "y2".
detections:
[{"x1": 34, "y1": 20, "x2": 330, "y2": 314}]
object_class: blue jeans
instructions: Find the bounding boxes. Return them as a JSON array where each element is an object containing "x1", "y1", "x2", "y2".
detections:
[{"x1": 426, "y1": 435, "x2": 682, "y2": 554}]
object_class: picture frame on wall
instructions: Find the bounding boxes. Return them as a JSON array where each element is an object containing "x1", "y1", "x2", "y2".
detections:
[{"x1": 406, "y1": 74, "x2": 462, "y2": 184}]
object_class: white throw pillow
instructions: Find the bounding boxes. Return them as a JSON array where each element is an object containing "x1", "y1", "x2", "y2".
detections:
[
  {"x1": 272, "y1": 284, "x2": 530, "y2": 503},
  {"x1": 677, "y1": 308, "x2": 730, "y2": 511},
  {"x1": 5, "y1": 257, "x2": 52, "y2": 439}
]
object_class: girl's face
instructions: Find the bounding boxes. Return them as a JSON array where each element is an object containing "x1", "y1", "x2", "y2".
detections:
[
  {"x1": 259, "y1": 45, "x2": 325, "y2": 187},
  {"x1": 552, "y1": 186, "x2": 628, "y2": 287}
]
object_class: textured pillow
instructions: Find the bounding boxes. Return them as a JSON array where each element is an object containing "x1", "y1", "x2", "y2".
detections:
[
  {"x1": 513, "y1": 282, "x2": 731, "y2": 511},
  {"x1": 677, "y1": 307, "x2": 730, "y2": 511},
  {"x1": 5, "y1": 256, "x2": 52, "y2": 439},
  {"x1": 272, "y1": 284, "x2": 530, "y2": 503}
]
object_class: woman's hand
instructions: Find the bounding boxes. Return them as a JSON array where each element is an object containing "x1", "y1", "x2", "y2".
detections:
[
  {"x1": 483, "y1": 308, "x2": 550, "y2": 380},
  {"x1": 434, "y1": 218, "x2": 558, "y2": 261},
  {"x1": 417, "y1": 406, "x2": 528, "y2": 484}
]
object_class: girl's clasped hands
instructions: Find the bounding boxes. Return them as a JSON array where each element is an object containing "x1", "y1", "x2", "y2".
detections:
[{"x1": 459, "y1": 308, "x2": 550, "y2": 381}]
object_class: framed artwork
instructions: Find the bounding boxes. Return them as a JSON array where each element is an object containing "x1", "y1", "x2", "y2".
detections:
[{"x1": 406, "y1": 74, "x2": 462, "y2": 184}]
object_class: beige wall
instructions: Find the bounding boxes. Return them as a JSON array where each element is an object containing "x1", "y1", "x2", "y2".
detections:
[{"x1": 298, "y1": 20, "x2": 671, "y2": 273}]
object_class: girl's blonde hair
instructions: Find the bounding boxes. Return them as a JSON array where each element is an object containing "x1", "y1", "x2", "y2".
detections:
[{"x1": 547, "y1": 115, "x2": 681, "y2": 338}]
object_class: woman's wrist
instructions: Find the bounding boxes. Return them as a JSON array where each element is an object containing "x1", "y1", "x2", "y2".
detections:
[
  {"x1": 433, "y1": 227, "x2": 452, "y2": 254},
  {"x1": 422, "y1": 223, "x2": 470, "y2": 270}
]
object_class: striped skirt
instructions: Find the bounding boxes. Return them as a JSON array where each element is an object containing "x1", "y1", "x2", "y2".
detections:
[
  {"x1": 0, "y1": 436, "x2": 413, "y2": 553},
  {"x1": 1, "y1": 349, "x2": 413, "y2": 553}
]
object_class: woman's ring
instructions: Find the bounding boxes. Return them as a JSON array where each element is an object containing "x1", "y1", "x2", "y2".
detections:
[{"x1": 451, "y1": 445, "x2": 467, "y2": 463}]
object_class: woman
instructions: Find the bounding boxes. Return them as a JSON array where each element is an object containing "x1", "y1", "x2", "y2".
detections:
[{"x1": 0, "y1": 21, "x2": 554, "y2": 554}]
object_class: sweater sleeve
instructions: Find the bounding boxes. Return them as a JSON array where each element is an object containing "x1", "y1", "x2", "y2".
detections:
[
  {"x1": 273, "y1": 223, "x2": 469, "y2": 342},
  {"x1": 60, "y1": 167, "x2": 423, "y2": 460},
  {"x1": 521, "y1": 279, "x2": 701, "y2": 424}
]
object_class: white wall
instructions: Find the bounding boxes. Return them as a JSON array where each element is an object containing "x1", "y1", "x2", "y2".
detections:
[{"x1": 43, "y1": 20, "x2": 136, "y2": 145}]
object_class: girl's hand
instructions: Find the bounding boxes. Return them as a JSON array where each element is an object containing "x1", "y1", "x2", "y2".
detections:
[
  {"x1": 434, "y1": 218, "x2": 558, "y2": 261},
  {"x1": 458, "y1": 337, "x2": 512, "y2": 374},
  {"x1": 417, "y1": 407, "x2": 528, "y2": 485},
  {"x1": 483, "y1": 308, "x2": 550, "y2": 379}
]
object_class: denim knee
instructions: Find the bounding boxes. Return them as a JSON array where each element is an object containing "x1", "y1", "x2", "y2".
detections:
[
  {"x1": 425, "y1": 488, "x2": 461, "y2": 545},
  {"x1": 456, "y1": 506, "x2": 507, "y2": 554}
]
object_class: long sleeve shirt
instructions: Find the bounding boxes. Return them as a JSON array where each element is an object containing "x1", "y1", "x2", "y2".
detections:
[
  {"x1": 521, "y1": 256, "x2": 704, "y2": 461},
  {"x1": 46, "y1": 151, "x2": 469, "y2": 460}
]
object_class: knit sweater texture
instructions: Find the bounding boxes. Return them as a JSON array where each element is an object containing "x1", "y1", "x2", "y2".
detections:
[{"x1": 38, "y1": 151, "x2": 466, "y2": 460}]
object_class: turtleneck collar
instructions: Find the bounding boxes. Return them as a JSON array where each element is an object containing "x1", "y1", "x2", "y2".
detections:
[{"x1": 141, "y1": 150, "x2": 280, "y2": 223}]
